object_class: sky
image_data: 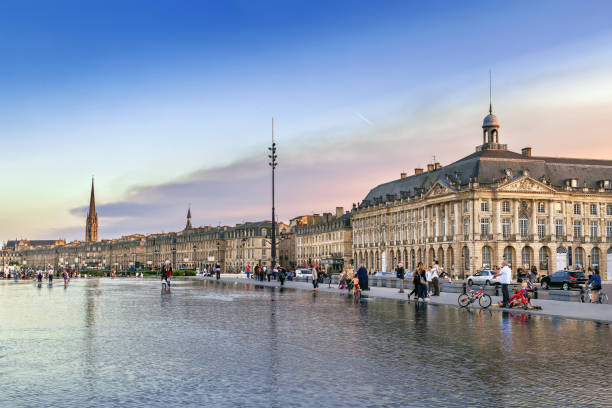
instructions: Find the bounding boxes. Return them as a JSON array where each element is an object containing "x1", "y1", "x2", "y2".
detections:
[{"x1": 1, "y1": 0, "x2": 612, "y2": 242}]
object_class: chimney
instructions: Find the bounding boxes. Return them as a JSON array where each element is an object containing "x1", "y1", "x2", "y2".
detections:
[
  {"x1": 435, "y1": 162, "x2": 441, "y2": 169},
  {"x1": 427, "y1": 164, "x2": 434, "y2": 172},
  {"x1": 414, "y1": 168, "x2": 423, "y2": 175},
  {"x1": 522, "y1": 147, "x2": 532, "y2": 157},
  {"x1": 400, "y1": 172, "x2": 407, "y2": 179},
  {"x1": 335, "y1": 207, "x2": 344, "y2": 218}
]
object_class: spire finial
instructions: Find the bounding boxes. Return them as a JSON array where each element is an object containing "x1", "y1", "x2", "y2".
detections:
[{"x1": 489, "y1": 69, "x2": 492, "y2": 114}]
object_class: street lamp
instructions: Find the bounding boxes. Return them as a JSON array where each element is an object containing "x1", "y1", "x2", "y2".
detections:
[
  {"x1": 268, "y1": 118, "x2": 278, "y2": 271},
  {"x1": 193, "y1": 245, "x2": 197, "y2": 271},
  {"x1": 241, "y1": 238, "x2": 246, "y2": 273},
  {"x1": 171, "y1": 247, "x2": 176, "y2": 269}
]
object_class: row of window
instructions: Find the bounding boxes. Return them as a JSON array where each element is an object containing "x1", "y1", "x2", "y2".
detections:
[
  {"x1": 483, "y1": 218, "x2": 612, "y2": 239},
  {"x1": 358, "y1": 202, "x2": 612, "y2": 230},
  {"x1": 481, "y1": 201, "x2": 612, "y2": 216}
]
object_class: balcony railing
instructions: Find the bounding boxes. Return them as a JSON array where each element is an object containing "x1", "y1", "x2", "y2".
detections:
[{"x1": 480, "y1": 234, "x2": 493, "y2": 241}]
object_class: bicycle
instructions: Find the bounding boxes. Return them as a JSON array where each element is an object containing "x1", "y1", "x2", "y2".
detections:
[
  {"x1": 458, "y1": 285, "x2": 492, "y2": 309},
  {"x1": 580, "y1": 284, "x2": 608, "y2": 304}
]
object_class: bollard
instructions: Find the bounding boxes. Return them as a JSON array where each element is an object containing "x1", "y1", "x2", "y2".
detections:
[
  {"x1": 495, "y1": 284, "x2": 499, "y2": 297},
  {"x1": 533, "y1": 287, "x2": 538, "y2": 299},
  {"x1": 462, "y1": 282, "x2": 467, "y2": 294}
]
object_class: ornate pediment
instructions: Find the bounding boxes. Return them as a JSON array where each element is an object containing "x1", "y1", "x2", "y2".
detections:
[
  {"x1": 424, "y1": 181, "x2": 453, "y2": 198},
  {"x1": 497, "y1": 176, "x2": 556, "y2": 193}
]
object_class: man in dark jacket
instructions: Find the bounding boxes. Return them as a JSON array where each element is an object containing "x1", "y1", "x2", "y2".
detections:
[{"x1": 395, "y1": 263, "x2": 405, "y2": 293}]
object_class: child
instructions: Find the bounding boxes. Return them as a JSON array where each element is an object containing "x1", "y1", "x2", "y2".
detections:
[{"x1": 352, "y1": 276, "x2": 360, "y2": 296}]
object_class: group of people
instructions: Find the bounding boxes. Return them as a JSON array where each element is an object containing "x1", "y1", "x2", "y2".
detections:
[
  {"x1": 405, "y1": 261, "x2": 442, "y2": 301},
  {"x1": 247, "y1": 264, "x2": 288, "y2": 285},
  {"x1": 337, "y1": 265, "x2": 369, "y2": 295}
]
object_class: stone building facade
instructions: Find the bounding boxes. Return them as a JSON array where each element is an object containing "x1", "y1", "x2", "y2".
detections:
[
  {"x1": 352, "y1": 107, "x2": 612, "y2": 279},
  {"x1": 224, "y1": 221, "x2": 289, "y2": 272},
  {"x1": 295, "y1": 208, "x2": 353, "y2": 273}
]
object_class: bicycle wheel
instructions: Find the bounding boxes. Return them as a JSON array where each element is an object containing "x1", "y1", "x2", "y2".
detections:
[
  {"x1": 599, "y1": 293, "x2": 608, "y2": 304},
  {"x1": 458, "y1": 294, "x2": 470, "y2": 308},
  {"x1": 479, "y1": 294, "x2": 492, "y2": 309}
]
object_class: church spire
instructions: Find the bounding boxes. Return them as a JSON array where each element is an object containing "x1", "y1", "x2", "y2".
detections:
[
  {"x1": 185, "y1": 206, "x2": 193, "y2": 230},
  {"x1": 86, "y1": 177, "x2": 99, "y2": 242},
  {"x1": 88, "y1": 177, "x2": 96, "y2": 217}
]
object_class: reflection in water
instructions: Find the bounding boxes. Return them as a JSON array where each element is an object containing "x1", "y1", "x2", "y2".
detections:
[{"x1": 0, "y1": 279, "x2": 610, "y2": 408}]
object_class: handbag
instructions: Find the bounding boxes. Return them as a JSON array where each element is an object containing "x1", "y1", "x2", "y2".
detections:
[{"x1": 419, "y1": 276, "x2": 427, "y2": 285}]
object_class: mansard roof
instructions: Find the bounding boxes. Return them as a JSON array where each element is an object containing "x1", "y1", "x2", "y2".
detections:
[{"x1": 362, "y1": 148, "x2": 612, "y2": 205}]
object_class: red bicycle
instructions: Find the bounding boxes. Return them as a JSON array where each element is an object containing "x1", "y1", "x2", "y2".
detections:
[{"x1": 458, "y1": 286, "x2": 492, "y2": 309}]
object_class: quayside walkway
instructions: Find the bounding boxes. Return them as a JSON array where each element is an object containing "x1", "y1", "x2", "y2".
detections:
[{"x1": 200, "y1": 276, "x2": 612, "y2": 323}]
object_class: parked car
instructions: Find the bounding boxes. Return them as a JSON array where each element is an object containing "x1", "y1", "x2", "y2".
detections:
[
  {"x1": 540, "y1": 270, "x2": 587, "y2": 290},
  {"x1": 466, "y1": 269, "x2": 501, "y2": 286},
  {"x1": 295, "y1": 269, "x2": 312, "y2": 279},
  {"x1": 374, "y1": 271, "x2": 394, "y2": 277}
]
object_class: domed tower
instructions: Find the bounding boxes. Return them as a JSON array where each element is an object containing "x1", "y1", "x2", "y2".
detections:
[{"x1": 477, "y1": 104, "x2": 507, "y2": 152}]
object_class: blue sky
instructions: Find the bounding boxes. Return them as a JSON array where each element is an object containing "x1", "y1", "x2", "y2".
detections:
[{"x1": 2, "y1": 0, "x2": 612, "y2": 241}]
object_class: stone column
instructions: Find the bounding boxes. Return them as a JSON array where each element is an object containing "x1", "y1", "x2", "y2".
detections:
[
  {"x1": 444, "y1": 203, "x2": 449, "y2": 240},
  {"x1": 531, "y1": 199, "x2": 537, "y2": 240},
  {"x1": 495, "y1": 199, "x2": 501, "y2": 238},
  {"x1": 513, "y1": 199, "x2": 519, "y2": 237},
  {"x1": 549, "y1": 199, "x2": 554, "y2": 241}
]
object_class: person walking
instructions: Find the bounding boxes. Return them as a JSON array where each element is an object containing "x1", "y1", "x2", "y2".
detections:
[
  {"x1": 395, "y1": 263, "x2": 405, "y2": 293},
  {"x1": 431, "y1": 262, "x2": 440, "y2": 296},
  {"x1": 494, "y1": 261, "x2": 512, "y2": 307},
  {"x1": 588, "y1": 269, "x2": 602, "y2": 303},
  {"x1": 407, "y1": 264, "x2": 420, "y2": 301},
  {"x1": 215, "y1": 264, "x2": 221, "y2": 280},
  {"x1": 311, "y1": 266, "x2": 319, "y2": 291},
  {"x1": 414, "y1": 262, "x2": 427, "y2": 301},
  {"x1": 356, "y1": 264, "x2": 369, "y2": 291},
  {"x1": 278, "y1": 267, "x2": 286, "y2": 286},
  {"x1": 425, "y1": 266, "x2": 433, "y2": 296}
]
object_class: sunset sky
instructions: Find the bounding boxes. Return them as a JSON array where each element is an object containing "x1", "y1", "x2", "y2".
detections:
[{"x1": 2, "y1": 0, "x2": 612, "y2": 242}]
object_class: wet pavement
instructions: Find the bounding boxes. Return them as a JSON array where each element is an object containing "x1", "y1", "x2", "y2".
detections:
[{"x1": 1, "y1": 278, "x2": 610, "y2": 407}]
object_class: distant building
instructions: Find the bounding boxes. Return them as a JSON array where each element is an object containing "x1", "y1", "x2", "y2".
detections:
[{"x1": 294, "y1": 207, "x2": 353, "y2": 273}]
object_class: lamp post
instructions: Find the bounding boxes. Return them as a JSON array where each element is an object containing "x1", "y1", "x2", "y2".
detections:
[
  {"x1": 154, "y1": 249, "x2": 159, "y2": 270},
  {"x1": 171, "y1": 248, "x2": 176, "y2": 269},
  {"x1": 241, "y1": 238, "x2": 246, "y2": 274},
  {"x1": 216, "y1": 241, "x2": 221, "y2": 279},
  {"x1": 193, "y1": 245, "x2": 197, "y2": 272},
  {"x1": 268, "y1": 118, "x2": 278, "y2": 271}
]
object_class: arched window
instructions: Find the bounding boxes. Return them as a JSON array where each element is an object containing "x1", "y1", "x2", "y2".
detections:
[
  {"x1": 591, "y1": 247, "x2": 600, "y2": 268},
  {"x1": 539, "y1": 247, "x2": 549, "y2": 270},
  {"x1": 482, "y1": 246, "x2": 491, "y2": 268},
  {"x1": 519, "y1": 214, "x2": 529, "y2": 238},
  {"x1": 521, "y1": 246, "x2": 532, "y2": 267}
]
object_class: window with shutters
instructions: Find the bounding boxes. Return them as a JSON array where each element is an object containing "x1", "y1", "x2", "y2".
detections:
[
  {"x1": 502, "y1": 218, "x2": 511, "y2": 239},
  {"x1": 502, "y1": 201, "x2": 510, "y2": 213},
  {"x1": 481, "y1": 218, "x2": 490, "y2": 236},
  {"x1": 537, "y1": 219, "x2": 546, "y2": 239},
  {"x1": 519, "y1": 214, "x2": 529, "y2": 238},
  {"x1": 555, "y1": 220, "x2": 564, "y2": 237}
]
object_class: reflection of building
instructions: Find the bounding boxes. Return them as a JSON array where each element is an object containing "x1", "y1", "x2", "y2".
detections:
[
  {"x1": 295, "y1": 207, "x2": 353, "y2": 273},
  {"x1": 352, "y1": 106, "x2": 612, "y2": 279}
]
